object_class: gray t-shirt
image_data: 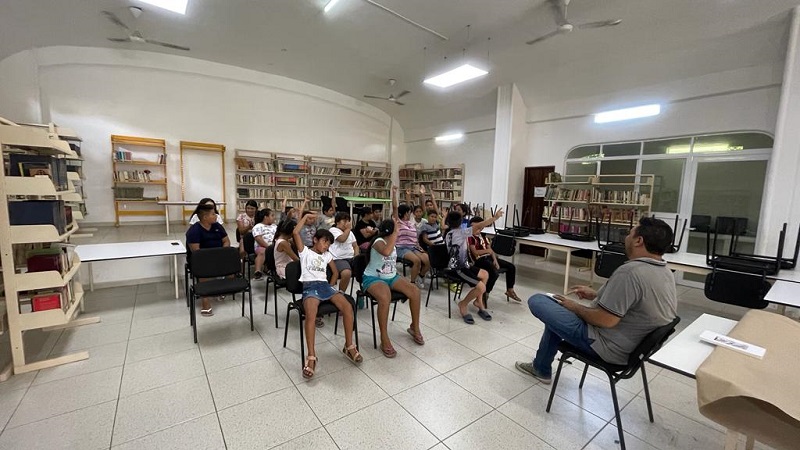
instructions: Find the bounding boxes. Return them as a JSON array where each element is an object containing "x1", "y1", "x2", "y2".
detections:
[
  {"x1": 587, "y1": 257, "x2": 677, "y2": 365},
  {"x1": 444, "y1": 227, "x2": 471, "y2": 268}
]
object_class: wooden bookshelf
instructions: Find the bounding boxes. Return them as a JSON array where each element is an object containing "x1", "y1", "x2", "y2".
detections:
[
  {"x1": 399, "y1": 163, "x2": 464, "y2": 203},
  {"x1": 111, "y1": 135, "x2": 167, "y2": 226}
]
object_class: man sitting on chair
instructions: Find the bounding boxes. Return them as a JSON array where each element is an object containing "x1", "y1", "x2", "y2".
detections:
[{"x1": 516, "y1": 217, "x2": 678, "y2": 383}]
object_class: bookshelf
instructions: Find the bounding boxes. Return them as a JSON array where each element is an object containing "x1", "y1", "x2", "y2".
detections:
[
  {"x1": 0, "y1": 118, "x2": 97, "y2": 378},
  {"x1": 542, "y1": 173, "x2": 654, "y2": 238},
  {"x1": 399, "y1": 163, "x2": 464, "y2": 204},
  {"x1": 111, "y1": 135, "x2": 168, "y2": 226}
]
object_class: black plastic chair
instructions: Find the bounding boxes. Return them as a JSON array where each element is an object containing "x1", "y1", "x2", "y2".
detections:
[
  {"x1": 547, "y1": 317, "x2": 681, "y2": 450},
  {"x1": 425, "y1": 244, "x2": 463, "y2": 318},
  {"x1": 184, "y1": 246, "x2": 192, "y2": 307},
  {"x1": 241, "y1": 232, "x2": 256, "y2": 277},
  {"x1": 704, "y1": 270, "x2": 771, "y2": 309},
  {"x1": 490, "y1": 234, "x2": 517, "y2": 305},
  {"x1": 281, "y1": 260, "x2": 359, "y2": 368},
  {"x1": 264, "y1": 244, "x2": 286, "y2": 328},
  {"x1": 188, "y1": 247, "x2": 254, "y2": 343},
  {"x1": 352, "y1": 254, "x2": 404, "y2": 349}
]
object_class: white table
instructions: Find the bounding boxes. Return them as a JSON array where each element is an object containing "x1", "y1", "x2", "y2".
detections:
[
  {"x1": 763, "y1": 280, "x2": 800, "y2": 315},
  {"x1": 649, "y1": 313, "x2": 738, "y2": 378},
  {"x1": 340, "y1": 196, "x2": 392, "y2": 220},
  {"x1": 157, "y1": 201, "x2": 226, "y2": 235},
  {"x1": 76, "y1": 240, "x2": 186, "y2": 298}
]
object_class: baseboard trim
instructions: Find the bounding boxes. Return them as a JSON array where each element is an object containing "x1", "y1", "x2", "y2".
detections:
[{"x1": 90, "y1": 276, "x2": 174, "y2": 290}]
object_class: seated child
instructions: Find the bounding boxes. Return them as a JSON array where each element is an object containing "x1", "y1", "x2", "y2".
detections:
[
  {"x1": 467, "y1": 216, "x2": 522, "y2": 302},
  {"x1": 329, "y1": 212, "x2": 359, "y2": 292},
  {"x1": 420, "y1": 209, "x2": 444, "y2": 249},
  {"x1": 252, "y1": 208, "x2": 276, "y2": 280}
]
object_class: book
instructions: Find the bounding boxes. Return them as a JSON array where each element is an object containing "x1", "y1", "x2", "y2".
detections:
[{"x1": 699, "y1": 330, "x2": 766, "y2": 359}]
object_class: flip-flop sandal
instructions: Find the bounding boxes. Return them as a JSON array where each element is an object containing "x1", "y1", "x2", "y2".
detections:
[
  {"x1": 507, "y1": 292, "x2": 523, "y2": 302},
  {"x1": 462, "y1": 314, "x2": 475, "y2": 325},
  {"x1": 315, "y1": 317, "x2": 324, "y2": 328},
  {"x1": 477, "y1": 309, "x2": 492, "y2": 321},
  {"x1": 343, "y1": 345, "x2": 363, "y2": 363},
  {"x1": 380, "y1": 343, "x2": 397, "y2": 358},
  {"x1": 406, "y1": 328, "x2": 425, "y2": 345},
  {"x1": 201, "y1": 308, "x2": 213, "y2": 317},
  {"x1": 302, "y1": 356, "x2": 317, "y2": 379}
]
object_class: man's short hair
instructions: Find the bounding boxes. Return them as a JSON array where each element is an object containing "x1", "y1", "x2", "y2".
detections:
[{"x1": 635, "y1": 217, "x2": 674, "y2": 255}]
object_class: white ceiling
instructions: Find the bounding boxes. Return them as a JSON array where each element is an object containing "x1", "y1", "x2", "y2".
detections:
[{"x1": 1, "y1": 0, "x2": 799, "y2": 133}]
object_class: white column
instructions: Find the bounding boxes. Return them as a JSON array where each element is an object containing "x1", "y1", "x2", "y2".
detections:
[
  {"x1": 759, "y1": 6, "x2": 800, "y2": 254},
  {"x1": 491, "y1": 84, "x2": 529, "y2": 219}
]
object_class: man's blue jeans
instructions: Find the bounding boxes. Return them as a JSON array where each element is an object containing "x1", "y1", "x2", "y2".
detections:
[{"x1": 529, "y1": 294, "x2": 598, "y2": 377}]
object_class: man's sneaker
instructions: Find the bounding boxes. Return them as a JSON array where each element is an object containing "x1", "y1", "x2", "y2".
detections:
[
  {"x1": 253, "y1": 271, "x2": 264, "y2": 280},
  {"x1": 415, "y1": 277, "x2": 425, "y2": 289},
  {"x1": 515, "y1": 361, "x2": 552, "y2": 384}
]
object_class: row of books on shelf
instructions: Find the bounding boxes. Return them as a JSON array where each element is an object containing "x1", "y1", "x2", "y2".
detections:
[
  {"x1": 438, "y1": 168, "x2": 462, "y2": 179},
  {"x1": 338, "y1": 167, "x2": 360, "y2": 177},
  {"x1": 236, "y1": 188, "x2": 270, "y2": 199},
  {"x1": 275, "y1": 176, "x2": 305, "y2": 186},
  {"x1": 310, "y1": 179, "x2": 335, "y2": 187},
  {"x1": 17, "y1": 243, "x2": 76, "y2": 276},
  {"x1": 546, "y1": 187, "x2": 591, "y2": 202},
  {"x1": 432, "y1": 181, "x2": 462, "y2": 190},
  {"x1": 278, "y1": 163, "x2": 307, "y2": 173},
  {"x1": 114, "y1": 151, "x2": 166, "y2": 164},
  {"x1": 236, "y1": 174, "x2": 272, "y2": 185},
  {"x1": 237, "y1": 199, "x2": 275, "y2": 210},
  {"x1": 593, "y1": 190, "x2": 650, "y2": 205},
  {"x1": 593, "y1": 208, "x2": 642, "y2": 224},
  {"x1": 18, "y1": 282, "x2": 77, "y2": 314},
  {"x1": 234, "y1": 157, "x2": 274, "y2": 172},
  {"x1": 435, "y1": 191, "x2": 462, "y2": 201},
  {"x1": 8, "y1": 154, "x2": 69, "y2": 191},
  {"x1": 310, "y1": 166, "x2": 337, "y2": 175},
  {"x1": 274, "y1": 189, "x2": 305, "y2": 198},
  {"x1": 362, "y1": 170, "x2": 389, "y2": 178},
  {"x1": 545, "y1": 206, "x2": 590, "y2": 222},
  {"x1": 113, "y1": 170, "x2": 159, "y2": 183},
  {"x1": 9, "y1": 200, "x2": 73, "y2": 233}
]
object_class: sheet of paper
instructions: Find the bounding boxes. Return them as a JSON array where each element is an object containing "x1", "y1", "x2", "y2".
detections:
[{"x1": 534, "y1": 187, "x2": 547, "y2": 198}]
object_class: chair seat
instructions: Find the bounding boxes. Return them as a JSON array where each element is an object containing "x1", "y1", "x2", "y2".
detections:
[
  {"x1": 194, "y1": 278, "x2": 250, "y2": 297},
  {"x1": 269, "y1": 275, "x2": 287, "y2": 287},
  {"x1": 558, "y1": 341, "x2": 627, "y2": 373}
]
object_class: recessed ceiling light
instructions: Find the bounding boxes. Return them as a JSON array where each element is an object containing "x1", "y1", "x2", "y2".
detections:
[
  {"x1": 594, "y1": 104, "x2": 661, "y2": 123},
  {"x1": 138, "y1": 0, "x2": 188, "y2": 15},
  {"x1": 424, "y1": 64, "x2": 488, "y2": 88},
  {"x1": 435, "y1": 133, "x2": 464, "y2": 143},
  {"x1": 324, "y1": 0, "x2": 342, "y2": 13}
]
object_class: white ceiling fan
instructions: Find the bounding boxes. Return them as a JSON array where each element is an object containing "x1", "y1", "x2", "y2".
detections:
[
  {"x1": 526, "y1": 0, "x2": 621, "y2": 46},
  {"x1": 103, "y1": 8, "x2": 190, "y2": 51},
  {"x1": 363, "y1": 90, "x2": 410, "y2": 106}
]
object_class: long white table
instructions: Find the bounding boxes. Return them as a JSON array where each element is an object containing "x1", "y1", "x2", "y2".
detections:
[
  {"x1": 76, "y1": 240, "x2": 186, "y2": 298},
  {"x1": 157, "y1": 201, "x2": 226, "y2": 235},
  {"x1": 649, "y1": 313, "x2": 738, "y2": 378}
]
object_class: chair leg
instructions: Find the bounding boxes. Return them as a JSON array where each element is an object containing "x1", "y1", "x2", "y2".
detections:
[
  {"x1": 248, "y1": 288, "x2": 254, "y2": 331},
  {"x1": 283, "y1": 304, "x2": 291, "y2": 347},
  {"x1": 334, "y1": 312, "x2": 339, "y2": 335},
  {"x1": 608, "y1": 377, "x2": 626, "y2": 450},
  {"x1": 546, "y1": 355, "x2": 567, "y2": 412},
  {"x1": 391, "y1": 301, "x2": 398, "y2": 321},
  {"x1": 425, "y1": 275, "x2": 434, "y2": 307},
  {"x1": 353, "y1": 303, "x2": 359, "y2": 350},
  {"x1": 578, "y1": 365, "x2": 589, "y2": 389},
  {"x1": 190, "y1": 290, "x2": 198, "y2": 344},
  {"x1": 241, "y1": 291, "x2": 245, "y2": 317},
  {"x1": 274, "y1": 286, "x2": 279, "y2": 329},
  {"x1": 641, "y1": 364, "x2": 654, "y2": 423},
  {"x1": 298, "y1": 312, "x2": 305, "y2": 369},
  {"x1": 264, "y1": 279, "x2": 270, "y2": 314},
  {"x1": 370, "y1": 298, "x2": 378, "y2": 349}
]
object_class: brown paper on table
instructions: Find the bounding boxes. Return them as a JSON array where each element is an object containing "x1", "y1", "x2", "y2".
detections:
[{"x1": 696, "y1": 310, "x2": 800, "y2": 450}]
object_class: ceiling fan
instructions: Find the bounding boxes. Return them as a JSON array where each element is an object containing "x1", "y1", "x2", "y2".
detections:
[
  {"x1": 363, "y1": 90, "x2": 410, "y2": 106},
  {"x1": 102, "y1": 9, "x2": 190, "y2": 51},
  {"x1": 526, "y1": 0, "x2": 621, "y2": 46}
]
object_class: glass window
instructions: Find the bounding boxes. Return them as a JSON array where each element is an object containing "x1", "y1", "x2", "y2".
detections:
[
  {"x1": 567, "y1": 145, "x2": 602, "y2": 159},
  {"x1": 598, "y1": 159, "x2": 637, "y2": 183},
  {"x1": 565, "y1": 162, "x2": 597, "y2": 176},
  {"x1": 641, "y1": 159, "x2": 684, "y2": 213},
  {"x1": 601, "y1": 142, "x2": 641, "y2": 157},
  {"x1": 643, "y1": 137, "x2": 692, "y2": 155},
  {"x1": 694, "y1": 132, "x2": 773, "y2": 152}
]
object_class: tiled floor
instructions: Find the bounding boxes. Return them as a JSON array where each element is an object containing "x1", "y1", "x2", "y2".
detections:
[{"x1": 0, "y1": 225, "x2": 780, "y2": 449}]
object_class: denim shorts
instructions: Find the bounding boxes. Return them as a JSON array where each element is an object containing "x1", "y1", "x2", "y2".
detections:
[
  {"x1": 362, "y1": 274, "x2": 401, "y2": 292},
  {"x1": 302, "y1": 281, "x2": 339, "y2": 301},
  {"x1": 396, "y1": 245, "x2": 417, "y2": 259}
]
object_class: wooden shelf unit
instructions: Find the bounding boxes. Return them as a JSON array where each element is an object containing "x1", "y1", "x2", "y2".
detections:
[
  {"x1": 111, "y1": 135, "x2": 168, "y2": 226},
  {"x1": 542, "y1": 173, "x2": 654, "y2": 236},
  {"x1": 0, "y1": 117, "x2": 99, "y2": 378},
  {"x1": 399, "y1": 163, "x2": 465, "y2": 203}
]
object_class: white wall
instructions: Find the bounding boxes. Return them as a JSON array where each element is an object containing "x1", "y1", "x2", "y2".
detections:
[
  {"x1": 0, "y1": 50, "x2": 41, "y2": 123},
  {"x1": 405, "y1": 129, "x2": 495, "y2": 209}
]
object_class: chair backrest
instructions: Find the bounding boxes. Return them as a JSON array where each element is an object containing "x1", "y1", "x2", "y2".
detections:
[
  {"x1": 352, "y1": 254, "x2": 368, "y2": 283},
  {"x1": 704, "y1": 270, "x2": 771, "y2": 309},
  {"x1": 190, "y1": 247, "x2": 241, "y2": 278},
  {"x1": 594, "y1": 250, "x2": 627, "y2": 278},
  {"x1": 418, "y1": 232, "x2": 429, "y2": 251},
  {"x1": 264, "y1": 244, "x2": 277, "y2": 273},
  {"x1": 243, "y1": 232, "x2": 256, "y2": 255},
  {"x1": 625, "y1": 316, "x2": 681, "y2": 377},
  {"x1": 428, "y1": 244, "x2": 450, "y2": 270},
  {"x1": 285, "y1": 260, "x2": 304, "y2": 295},
  {"x1": 334, "y1": 196, "x2": 349, "y2": 213},
  {"x1": 491, "y1": 234, "x2": 516, "y2": 257}
]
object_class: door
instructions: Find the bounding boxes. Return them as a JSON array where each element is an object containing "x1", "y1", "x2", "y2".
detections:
[{"x1": 521, "y1": 166, "x2": 555, "y2": 256}]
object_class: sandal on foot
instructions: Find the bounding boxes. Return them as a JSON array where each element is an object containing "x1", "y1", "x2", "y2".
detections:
[
  {"x1": 507, "y1": 291, "x2": 523, "y2": 302},
  {"x1": 302, "y1": 356, "x2": 317, "y2": 379},
  {"x1": 380, "y1": 343, "x2": 397, "y2": 358},
  {"x1": 407, "y1": 328, "x2": 425, "y2": 345},
  {"x1": 315, "y1": 317, "x2": 324, "y2": 328},
  {"x1": 201, "y1": 308, "x2": 213, "y2": 316},
  {"x1": 462, "y1": 314, "x2": 475, "y2": 325},
  {"x1": 477, "y1": 309, "x2": 492, "y2": 321},
  {"x1": 343, "y1": 345, "x2": 363, "y2": 363}
]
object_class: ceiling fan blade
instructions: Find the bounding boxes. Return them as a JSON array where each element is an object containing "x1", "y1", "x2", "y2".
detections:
[
  {"x1": 548, "y1": 0, "x2": 568, "y2": 26},
  {"x1": 363, "y1": 95, "x2": 388, "y2": 100},
  {"x1": 395, "y1": 90, "x2": 410, "y2": 99},
  {"x1": 107, "y1": 37, "x2": 131, "y2": 43},
  {"x1": 144, "y1": 38, "x2": 191, "y2": 51},
  {"x1": 394, "y1": 101, "x2": 405, "y2": 106},
  {"x1": 526, "y1": 29, "x2": 561, "y2": 45},
  {"x1": 577, "y1": 19, "x2": 622, "y2": 29},
  {"x1": 102, "y1": 11, "x2": 130, "y2": 31}
]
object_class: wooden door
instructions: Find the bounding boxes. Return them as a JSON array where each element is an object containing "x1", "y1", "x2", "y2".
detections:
[{"x1": 521, "y1": 166, "x2": 555, "y2": 256}]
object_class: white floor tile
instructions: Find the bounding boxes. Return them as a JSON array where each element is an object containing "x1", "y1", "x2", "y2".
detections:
[
  {"x1": 125, "y1": 328, "x2": 197, "y2": 364},
  {"x1": 619, "y1": 396, "x2": 725, "y2": 450},
  {"x1": 548, "y1": 365, "x2": 636, "y2": 421},
  {"x1": 444, "y1": 357, "x2": 537, "y2": 408},
  {"x1": 445, "y1": 326, "x2": 514, "y2": 356},
  {"x1": 207, "y1": 357, "x2": 292, "y2": 410},
  {"x1": 326, "y1": 398, "x2": 438, "y2": 450},
  {"x1": 7, "y1": 366, "x2": 122, "y2": 429},
  {"x1": 584, "y1": 423, "x2": 659, "y2": 450},
  {"x1": 645, "y1": 373, "x2": 725, "y2": 432},
  {"x1": 404, "y1": 335, "x2": 481, "y2": 373},
  {"x1": 120, "y1": 347, "x2": 205, "y2": 397},
  {"x1": 112, "y1": 376, "x2": 215, "y2": 446},
  {"x1": 112, "y1": 413, "x2": 225, "y2": 450},
  {"x1": 296, "y1": 366, "x2": 388, "y2": 424},
  {"x1": 218, "y1": 387, "x2": 321, "y2": 449},
  {"x1": 0, "y1": 401, "x2": 115, "y2": 450},
  {"x1": 394, "y1": 375, "x2": 492, "y2": 440},
  {"x1": 129, "y1": 313, "x2": 189, "y2": 340},
  {"x1": 33, "y1": 341, "x2": 127, "y2": 385},
  {"x1": 51, "y1": 321, "x2": 131, "y2": 354},
  {"x1": 198, "y1": 323, "x2": 272, "y2": 374},
  {"x1": 444, "y1": 410, "x2": 554, "y2": 450},
  {"x1": 0, "y1": 372, "x2": 36, "y2": 396},
  {"x1": 271, "y1": 427, "x2": 339, "y2": 450},
  {"x1": 0, "y1": 389, "x2": 25, "y2": 430},
  {"x1": 358, "y1": 347, "x2": 439, "y2": 395},
  {"x1": 274, "y1": 340, "x2": 357, "y2": 384}
]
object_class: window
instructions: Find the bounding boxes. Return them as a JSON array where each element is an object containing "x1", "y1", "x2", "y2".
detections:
[
  {"x1": 601, "y1": 142, "x2": 641, "y2": 157},
  {"x1": 567, "y1": 145, "x2": 601, "y2": 159},
  {"x1": 693, "y1": 132, "x2": 774, "y2": 152},
  {"x1": 642, "y1": 159, "x2": 684, "y2": 213},
  {"x1": 565, "y1": 161, "x2": 597, "y2": 176},
  {"x1": 643, "y1": 137, "x2": 692, "y2": 155}
]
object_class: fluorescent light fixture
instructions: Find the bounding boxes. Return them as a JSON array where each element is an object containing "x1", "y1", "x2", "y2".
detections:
[
  {"x1": 594, "y1": 104, "x2": 661, "y2": 124},
  {"x1": 324, "y1": 0, "x2": 341, "y2": 13},
  {"x1": 424, "y1": 64, "x2": 488, "y2": 88},
  {"x1": 139, "y1": 0, "x2": 188, "y2": 14},
  {"x1": 435, "y1": 133, "x2": 464, "y2": 143}
]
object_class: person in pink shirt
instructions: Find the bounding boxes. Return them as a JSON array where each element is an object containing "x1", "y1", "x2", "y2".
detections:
[{"x1": 392, "y1": 186, "x2": 429, "y2": 288}]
